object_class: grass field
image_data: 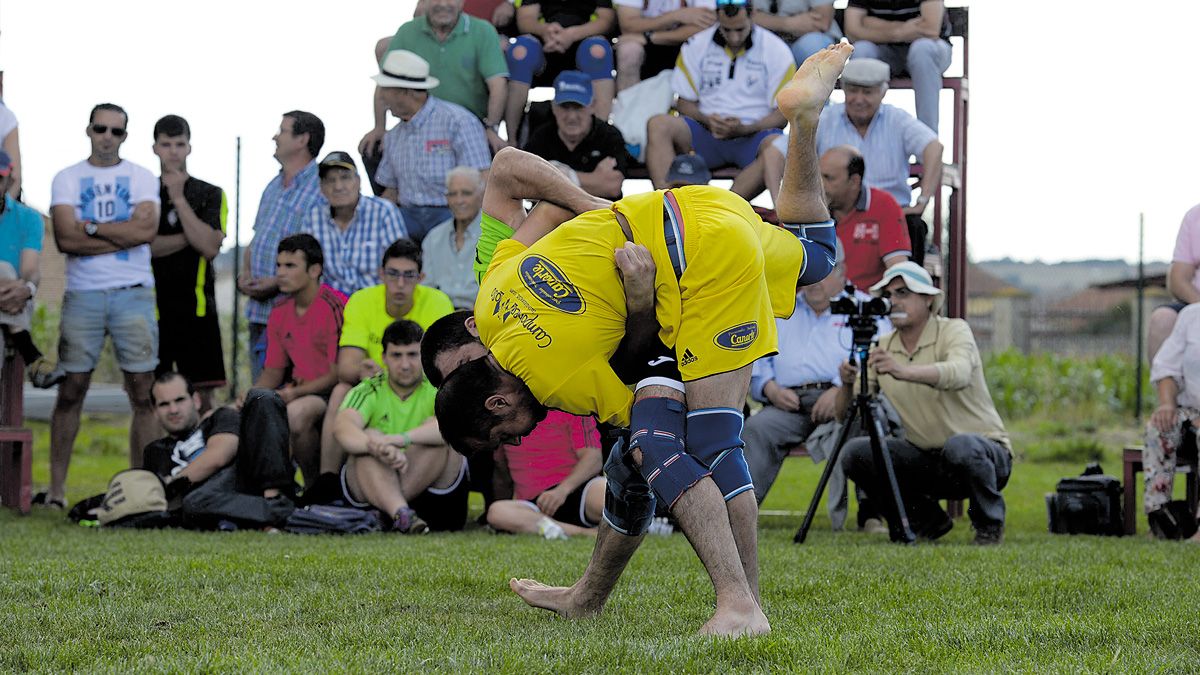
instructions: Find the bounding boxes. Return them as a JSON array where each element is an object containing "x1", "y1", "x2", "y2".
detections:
[{"x1": 4, "y1": 420, "x2": 1200, "y2": 672}]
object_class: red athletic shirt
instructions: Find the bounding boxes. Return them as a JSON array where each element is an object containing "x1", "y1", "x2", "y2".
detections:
[
  {"x1": 265, "y1": 285, "x2": 345, "y2": 384},
  {"x1": 837, "y1": 186, "x2": 911, "y2": 290},
  {"x1": 499, "y1": 411, "x2": 600, "y2": 501}
]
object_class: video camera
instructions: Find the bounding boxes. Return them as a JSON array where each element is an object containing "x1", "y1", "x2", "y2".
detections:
[{"x1": 829, "y1": 283, "x2": 890, "y2": 346}]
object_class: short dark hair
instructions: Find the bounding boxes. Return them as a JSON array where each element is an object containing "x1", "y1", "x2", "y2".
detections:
[
  {"x1": 153, "y1": 114, "x2": 190, "y2": 140},
  {"x1": 846, "y1": 154, "x2": 865, "y2": 181},
  {"x1": 382, "y1": 237, "x2": 422, "y2": 270},
  {"x1": 90, "y1": 103, "x2": 128, "y2": 126},
  {"x1": 421, "y1": 310, "x2": 477, "y2": 387},
  {"x1": 150, "y1": 371, "x2": 194, "y2": 405},
  {"x1": 283, "y1": 110, "x2": 325, "y2": 159},
  {"x1": 278, "y1": 233, "x2": 324, "y2": 272},
  {"x1": 383, "y1": 319, "x2": 425, "y2": 350},
  {"x1": 435, "y1": 357, "x2": 509, "y2": 457}
]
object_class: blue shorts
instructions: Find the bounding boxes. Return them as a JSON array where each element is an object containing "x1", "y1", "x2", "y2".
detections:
[
  {"x1": 684, "y1": 117, "x2": 780, "y2": 170},
  {"x1": 59, "y1": 285, "x2": 159, "y2": 373}
]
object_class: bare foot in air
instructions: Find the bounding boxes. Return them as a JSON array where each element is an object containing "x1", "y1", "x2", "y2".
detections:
[
  {"x1": 509, "y1": 578, "x2": 604, "y2": 619},
  {"x1": 775, "y1": 41, "x2": 854, "y2": 127},
  {"x1": 698, "y1": 602, "x2": 771, "y2": 638}
]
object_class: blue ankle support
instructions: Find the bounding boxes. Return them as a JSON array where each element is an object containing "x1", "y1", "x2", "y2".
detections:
[
  {"x1": 575, "y1": 36, "x2": 614, "y2": 80},
  {"x1": 506, "y1": 35, "x2": 545, "y2": 85},
  {"x1": 686, "y1": 408, "x2": 754, "y2": 501},
  {"x1": 601, "y1": 435, "x2": 656, "y2": 536},
  {"x1": 629, "y1": 397, "x2": 709, "y2": 509}
]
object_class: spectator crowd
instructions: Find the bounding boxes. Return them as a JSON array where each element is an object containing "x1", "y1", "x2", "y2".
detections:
[{"x1": 1, "y1": 0, "x2": 1037, "y2": 547}]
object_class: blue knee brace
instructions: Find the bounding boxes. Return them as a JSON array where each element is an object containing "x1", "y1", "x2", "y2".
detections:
[
  {"x1": 601, "y1": 435, "x2": 656, "y2": 536},
  {"x1": 506, "y1": 34, "x2": 545, "y2": 85},
  {"x1": 687, "y1": 408, "x2": 754, "y2": 501},
  {"x1": 575, "y1": 36, "x2": 614, "y2": 80},
  {"x1": 629, "y1": 397, "x2": 709, "y2": 509}
]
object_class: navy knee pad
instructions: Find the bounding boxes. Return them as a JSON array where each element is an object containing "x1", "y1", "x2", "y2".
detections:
[
  {"x1": 686, "y1": 408, "x2": 754, "y2": 501},
  {"x1": 575, "y1": 36, "x2": 614, "y2": 80},
  {"x1": 601, "y1": 435, "x2": 656, "y2": 536},
  {"x1": 506, "y1": 35, "x2": 545, "y2": 85},
  {"x1": 629, "y1": 397, "x2": 709, "y2": 509}
]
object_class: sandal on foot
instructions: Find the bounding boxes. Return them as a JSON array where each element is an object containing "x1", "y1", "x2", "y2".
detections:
[{"x1": 32, "y1": 491, "x2": 66, "y2": 509}]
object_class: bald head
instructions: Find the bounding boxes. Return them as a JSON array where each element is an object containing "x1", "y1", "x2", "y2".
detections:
[{"x1": 820, "y1": 145, "x2": 865, "y2": 214}]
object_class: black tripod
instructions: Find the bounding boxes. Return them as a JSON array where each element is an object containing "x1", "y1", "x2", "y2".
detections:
[{"x1": 794, "y1": 315, "x2": 915, "y2": 544}]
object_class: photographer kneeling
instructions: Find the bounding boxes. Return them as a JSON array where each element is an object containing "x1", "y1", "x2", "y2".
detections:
[{"x1": 836, "y1": 263, "x2": 1012, "y2": 545}]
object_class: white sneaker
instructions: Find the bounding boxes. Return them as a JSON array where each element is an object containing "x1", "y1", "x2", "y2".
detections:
[
  {"x1": 647, "y1": 517, "x2": 674, "y2": 536},
  {"x1": 537, "y1": 516, "x2": 568, "y2": 540}
]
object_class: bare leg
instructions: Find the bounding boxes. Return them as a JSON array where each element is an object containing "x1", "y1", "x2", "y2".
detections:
[
  {"x1": 684, "y1": 365, "x2": 768, "y2": 634},
  {"x1": 487, "y1": 500, "x2": 596, "y2": 537},
  {"x1": 48, "y1": 371, "x2": 92, "y2": 501},
  {"x1": 762, "y1": 142, "x2": 786, "y2": 207},
  {"x1": 504, "y1": 81, "x2": 532, "y2": 145},
  {"x1": 286, "y1": 395, "x2": 327, "y2": 487},
  {"x1": 400, "y1": 443, "x2": 456, "y2": 495},
  {"x1": 510, "y1": 384, "x2": 678, "y2": 618},
  {"x1": 196, "y1": 386, "x2": 216, "y2": 414},
  {"x1": 775, "y1": 43, "x2": 852, "y2": 224},
  {"x1": 591, "y1": 79, "x2": 615, "y2": 122},
  {"x1": 615, "y1": 38, "x2": 645, "y2": 92},
  {"x1": 645, "y1": 115, "x2": 692, "y2": 189},
  {"x1": 124, "y1": 371, "x2": 158, "y2": 470},
  {"x1": 731, "y1": 155, "x2": 765, "y2": 201},
  {"x1": 348, "y1": 454, "x2": 409, "y2": 515},
  {"x1": 319, "y1": 382, "x2": 353, "y2": 474},
  {"x1": 1148, "y1": 307, "x2": 1179, "y2": 364}
]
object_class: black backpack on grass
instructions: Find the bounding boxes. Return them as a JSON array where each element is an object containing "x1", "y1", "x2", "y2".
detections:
[
  {"x1": 284, "y1": 504, "x2": 381, "y2": 535},
  {"x1": 1046, "y1": 463, "x2": 1124, "y2": 536}
]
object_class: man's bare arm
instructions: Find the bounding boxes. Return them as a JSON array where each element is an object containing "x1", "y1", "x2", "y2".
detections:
[
  {"x1": 1167, "y1": 262, "x2": 1200, "y2": 304},
  {"x1": 484, "y1": 147, "x2": 610, "y2": 245},
  {"x1": 52, "y1": 201, "x2": 158, "y2": 256},
  {"x1": 171, "y1": 432, "x2": 238, "y2": 485}
]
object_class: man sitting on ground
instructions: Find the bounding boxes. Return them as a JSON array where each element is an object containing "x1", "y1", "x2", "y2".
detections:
[
  {"x1": 837, "y1": 262, "x2": 1011, "y2": 545},
  {"x1": 487, "y1": 411, "x2": 605, "y2": 539},
  {"x1": 144, "y1": 372, "x2": 295, "y2": 529},
  {"x1": 248, "y1": 234, "x2": 345, "y2": 488},
  {"x1": 334, "y1": 319, "x2": 469, "y2": 533}
]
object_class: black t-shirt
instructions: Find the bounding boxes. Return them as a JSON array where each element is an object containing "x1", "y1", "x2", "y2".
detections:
[
  {"x1": 847, "y1": 0, "x2": 951, "y2": 40},
  {"x1": 152, "y1": 177, "x2": 226, "y2": 319},
  {"x1": 531, "y1": 0, "x2": 613, "y2": 28},
  {"x1": 523, "y1": 117, "x2": 632, "y2": 175},
  {"x1": 143, "y1": 407, "x2": 241, "y2": 481}
]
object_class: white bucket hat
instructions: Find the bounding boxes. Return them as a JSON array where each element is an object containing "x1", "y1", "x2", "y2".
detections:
[
  {"x1": 869, "y1": 261, "x2": 943, "y2": 313},
  {"x1": 372, "y1": 50, "x2": 440, "y2": 89}
]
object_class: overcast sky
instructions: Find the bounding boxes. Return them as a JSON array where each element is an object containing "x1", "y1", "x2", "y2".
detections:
[{"x1": 2, "y1": 1, "x2": 1195, "y2": 263}]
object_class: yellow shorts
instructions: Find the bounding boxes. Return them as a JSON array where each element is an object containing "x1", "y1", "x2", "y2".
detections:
[{"x1": 666, "y1": 186, "x2": 806, "y2": 381}]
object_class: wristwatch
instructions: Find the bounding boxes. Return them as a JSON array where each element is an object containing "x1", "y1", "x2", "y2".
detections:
[
  {"x1": 23, "y1": 280, "x2": 36, "y2": 298},
  {"x1": 84, "y1": 222, "x2": 99, "y2": 237}
]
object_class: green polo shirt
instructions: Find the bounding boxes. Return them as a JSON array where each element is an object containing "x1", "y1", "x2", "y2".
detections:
[{"x1": 385, "y1": 14, "x2": 508, "y2": 120}]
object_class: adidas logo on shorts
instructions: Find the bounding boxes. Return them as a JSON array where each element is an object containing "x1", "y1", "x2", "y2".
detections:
[{"x1": 680, "y1": 348, "x2": 697, "y2": 366}]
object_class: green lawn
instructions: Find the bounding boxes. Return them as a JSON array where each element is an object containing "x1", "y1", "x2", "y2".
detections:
[{"x1": 3, "y1": 422, "x2": 1199, "y2": 672}]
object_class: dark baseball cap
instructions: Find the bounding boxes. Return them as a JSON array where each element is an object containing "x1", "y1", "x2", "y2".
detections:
[
  {"x1": 319, "y1": 151, "x2": 358, "y2": 177},
  {"x1": 666, "y1": 154, "x2": 711, "y2": 186}
]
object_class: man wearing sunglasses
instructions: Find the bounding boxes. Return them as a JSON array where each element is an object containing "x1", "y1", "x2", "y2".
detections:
[
  {"x1": 301, "y1": 237, "x2": 455, "y2": 502},
  {"x1": 45, "y1": 103, "x2": 161, "y2": 508},
  {"x1": 643, "y1": 0, "x2": 795, "y2": 194}
]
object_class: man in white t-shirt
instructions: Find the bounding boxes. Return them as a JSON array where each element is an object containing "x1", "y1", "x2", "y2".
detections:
[
  {"x1": 42, "y1": 103, "x2": 161, "y2": 508},
  {"x1": 643, "y1": 0, "x2": 795, "y2": 191}
]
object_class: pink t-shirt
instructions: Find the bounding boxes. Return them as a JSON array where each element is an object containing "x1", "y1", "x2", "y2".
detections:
[
  {"x1": 499, "y1": 411, "x2": 601, "y2": 501},
  {"x1": 1173, "y1": 203, "x2": 1200, "y2": 292},
  {"x1": 265, "y1": 285, "x2": 345, "y2": 384}
]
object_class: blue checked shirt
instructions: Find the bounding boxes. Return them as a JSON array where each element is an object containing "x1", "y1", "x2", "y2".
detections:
[
  {"x1": 815, "y1": 102, "x2": 937, "y2": 207},
  {"x1": 245, "y1": 161, "x2": 323, "y2": 324},
  {"x1": 375, "y1": 97, "x2": 491, "y2": 208},
  {"x1": 300, "y1": 195, "x2": 409, "y2": 298}
]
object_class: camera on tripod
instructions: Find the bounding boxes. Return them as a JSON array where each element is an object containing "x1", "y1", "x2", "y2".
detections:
[{"x1": 829, "y1": 283, "x2": 891, "y2": 345}]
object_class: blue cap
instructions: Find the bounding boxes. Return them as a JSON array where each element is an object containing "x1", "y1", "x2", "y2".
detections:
[
  {"x1": 0, "y1": 151, "x2": 11, "y2": 177},
  {"x1": 553, "y1": 71, "x2": 593, "y2": 107},
  {"x1": 666, "y1": 154, "x2": 711, "y2": 186}
]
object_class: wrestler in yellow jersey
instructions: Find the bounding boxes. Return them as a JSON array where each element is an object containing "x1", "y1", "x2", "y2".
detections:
[{"x1": 475, "y1": 185, "x2": 809, "y2": 427}]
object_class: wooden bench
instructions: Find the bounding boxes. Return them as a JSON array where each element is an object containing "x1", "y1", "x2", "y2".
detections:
[
  {"x1": 1122, "y1": 445, "x2": 1198, "y2": 536},
  {"x1": 0, "y1": 352, "x2": 32, "y2": 514}
]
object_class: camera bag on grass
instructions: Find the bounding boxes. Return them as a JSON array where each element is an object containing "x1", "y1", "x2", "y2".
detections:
[
  {"x1": 284, "y1": 504, "x2": 382, "y2": 535},
  {"x1": 1045, "y1": 463, "x2": 1123, "y2": 536}
]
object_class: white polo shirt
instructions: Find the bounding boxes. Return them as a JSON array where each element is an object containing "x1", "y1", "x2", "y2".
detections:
[
  {"x1": 613, "y1": 0, "x2": 715, "y2": 18},
  {"x1": 671, "y1": 23, "x2": 795, "y2": 124}
]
